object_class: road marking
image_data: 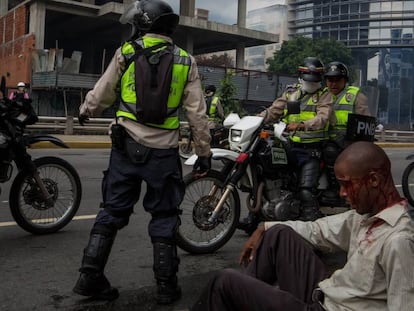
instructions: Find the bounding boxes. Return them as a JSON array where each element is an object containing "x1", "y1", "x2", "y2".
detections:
[{"x1": 0, "y1": 214, "x2": 97, "y2": 228}]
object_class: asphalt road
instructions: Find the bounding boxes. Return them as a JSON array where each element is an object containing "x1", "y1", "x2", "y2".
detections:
[{"x1": 0, "y1": 147, "x2": 412, "y2": 311}]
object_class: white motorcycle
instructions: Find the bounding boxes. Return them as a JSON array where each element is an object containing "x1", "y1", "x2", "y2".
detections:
[{"x1": 176, "y1": 112, "x2": 348, "y2": 254}]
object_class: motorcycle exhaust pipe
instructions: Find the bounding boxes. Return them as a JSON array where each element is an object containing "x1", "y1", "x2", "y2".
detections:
[{"x1": 246, "y1": 181, "x2": 264, "y2": 213}]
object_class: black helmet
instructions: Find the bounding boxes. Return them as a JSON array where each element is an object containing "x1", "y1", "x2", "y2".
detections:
[
  {"x1": 119, "y1": 0, "x2": 179, "y2": 36},
  {"x1": 205, "y1": 85, "x2": 216, "y2": 93},
  {"x1": 324, "y1": 61, "x2": 349, "y2": 80},
  {"x1": 298, "y1": 57, "x2": 324, "y2": 82}
]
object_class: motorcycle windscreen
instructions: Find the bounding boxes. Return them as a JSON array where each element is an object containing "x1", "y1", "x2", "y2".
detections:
[{"x1": 346, "y1": 113, "x2": 377, "y2": 142}]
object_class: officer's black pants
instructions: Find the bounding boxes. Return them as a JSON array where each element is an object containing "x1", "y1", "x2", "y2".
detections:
[{"x1": 93, "y1": 145, "x2": 185, "y2": 240}]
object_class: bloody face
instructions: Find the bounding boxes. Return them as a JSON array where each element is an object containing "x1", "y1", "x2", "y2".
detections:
[{"x1": 335, "y1": 162, "x2": 393, "y2": 215}]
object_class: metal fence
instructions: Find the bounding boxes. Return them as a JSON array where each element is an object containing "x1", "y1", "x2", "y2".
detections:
[{"x1": 26, "y1": 116, "x2": 414, "y2": 143}]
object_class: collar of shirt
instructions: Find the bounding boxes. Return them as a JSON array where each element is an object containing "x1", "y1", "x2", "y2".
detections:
[
  {"x1": 143, "y1": 33, "x2": 173, "y2": 44},
  {"x1": 360, "y1": 200, "x2": 408, "y2": 229}
]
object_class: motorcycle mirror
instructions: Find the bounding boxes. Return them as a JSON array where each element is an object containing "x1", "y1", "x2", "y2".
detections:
[{"x1": 286, "y1": 100, "x2": 300, "y2": 115}]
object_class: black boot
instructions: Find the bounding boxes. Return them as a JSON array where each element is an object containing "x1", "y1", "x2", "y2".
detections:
[
  {"x1": 73, "y1": 227, "x2": 119, "y2": 301},
  {"x1": 236, "y1": 212, "x2": 261, "y2": 235},
  {"x1": 298, "y1": 189, "x2": 323, "y2": 221},
  {"x1": 153, "y1": 240, "x2": 181, "y2": 305}
]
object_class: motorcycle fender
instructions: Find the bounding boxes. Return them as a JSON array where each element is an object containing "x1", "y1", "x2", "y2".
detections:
[
  {"x1": 24, "y1": 134, "x2": 69, "y2": 149},
  {"x1": 406, "y1": 153, "x2": 414, "y2": 161},
  {"x1": 184, "y1": 148, "x2": 239, "y2": 166}
]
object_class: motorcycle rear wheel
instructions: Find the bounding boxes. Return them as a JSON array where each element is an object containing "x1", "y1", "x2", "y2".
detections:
[
  {"x1": 9, "y1": 156, "x2": 82, "y2": 234},
  {"x1": 177, "y1": 170, "x2": 240, "y2": 254},
  {"x1": 402, "y1": 161, "x2": 414, "y2": 207}
]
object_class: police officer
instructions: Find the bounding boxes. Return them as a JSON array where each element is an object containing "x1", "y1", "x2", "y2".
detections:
[
  {"x1": 204, "y1": 84, "x2": 224, "y2": 129},
  {"x1": 239, "y1": 57, "x2": 332, "y2": 229},
  {"x1": 323, "y1": 61, "x2": 370, "y2": 200},
  {"x1": 73, "y1": 0, "x2": 211, "y2": 305}
]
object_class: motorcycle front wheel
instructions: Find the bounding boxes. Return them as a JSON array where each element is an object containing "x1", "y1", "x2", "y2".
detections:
[
  {"x1": 178, "y1": 139, "x2": 194, "y2": 159},
  {"x1": 177, "y1": 170, "x2": 240, "y2": 254},
  {"x1": 9, "y1": 156, "x2": 82, "y2": 234},
  {"x1": 402, "y1": 161, "x2": 414, "y2": 207}
]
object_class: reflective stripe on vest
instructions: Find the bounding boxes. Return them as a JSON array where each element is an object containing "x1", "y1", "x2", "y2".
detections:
[
  {"x1": 283, "y1": 88, "x2": 329, "y2": 143},
  {"x1": 329, "y1": 86, "x2": 359, "y2": 138},
  {"x1": 208, "y1": 96, "x2": 219, "y2": 121},
  {"x1": 117, "y1": 37, "x2": 191, "y2": 129}
]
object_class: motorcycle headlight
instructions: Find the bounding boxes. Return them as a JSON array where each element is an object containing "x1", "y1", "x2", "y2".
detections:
[{"x1": 230, "y1": 129, "x2": 242, "y2": 142}]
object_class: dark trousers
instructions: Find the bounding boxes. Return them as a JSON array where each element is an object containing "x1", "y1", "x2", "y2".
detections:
[
  {"x1": 191, "y1": 225, "x2": 328, "y2": 311},
  {"x1": 94, "y1": 146, "x2": 185, "y2": 240}
]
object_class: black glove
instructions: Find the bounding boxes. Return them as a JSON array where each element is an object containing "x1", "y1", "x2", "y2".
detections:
[
  {"x1": 193, "y1": 154, "x2": 212, "y2": 175},
  {"x1": 78, "y1": 114, "x2": 89, "y2": 126}
]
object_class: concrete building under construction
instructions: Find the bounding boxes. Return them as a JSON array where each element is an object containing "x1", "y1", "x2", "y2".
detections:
[{"x1": 0, "y1": 0, "x2": 279, "y2": 117}]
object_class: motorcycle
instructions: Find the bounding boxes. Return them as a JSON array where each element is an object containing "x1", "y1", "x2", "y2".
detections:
[
  {"x1": 176, "y1": 112, "x2": 349, "y2": 254},
  {"x1": 402, "y1": 153, "x2": 414, "y2": 207},
  {"x1": 179, "y1": 122, "x2": 231, "y2": 159},
  {"x1": 0, "y1": 77, "x2": 82, "y2": 234}
]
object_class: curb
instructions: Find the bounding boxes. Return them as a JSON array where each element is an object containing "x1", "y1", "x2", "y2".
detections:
[{"x1": 30, "y1": 141, "x2": 112, "y2": 149}]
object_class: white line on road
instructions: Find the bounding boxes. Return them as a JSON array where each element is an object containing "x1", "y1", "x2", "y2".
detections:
[{"x1": 0, "y1": 214, "x2": 97, "y2": 228}]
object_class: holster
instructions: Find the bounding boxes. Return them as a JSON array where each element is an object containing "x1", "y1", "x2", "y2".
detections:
[{"x1": 110, "y1": 124, "x2": 126, "y2": 150}]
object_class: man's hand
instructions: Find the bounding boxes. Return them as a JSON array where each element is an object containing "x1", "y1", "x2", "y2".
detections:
[
  {"x1": 78, "y1": 114, "x2": 89, "y2": 126},
  {"x1": 193, "y1": 153, "x2": 212, "y2": 177},
  {"x1": 287, "y1": 122, "x2": 304, "y2": 132},
  {"x1": 239, "y1": 223, "x2": 265, "y2": 267}
]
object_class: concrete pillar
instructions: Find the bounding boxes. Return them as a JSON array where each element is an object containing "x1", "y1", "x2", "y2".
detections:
[
  {"x1": 236, "y1": 0, "x2": 246, "y2": 69},
  {"x1": 180, "y1": 0, "x2": 195, "y2": 17},
  {"x1": 0, "y1": 0, "x2": 8, "y2": 16},
  {"x1": 237, "y1": 0, "x2": 246, "y2": 28},
  {"x1": 183, "y1": 33, "x2": 194, "y2": 55},
  {"x1": 236, "y1": 42, "x2": 245, "y2": 69},
  {"x1": 29, "y1": 2, "x2": 46, "y2": 49}
]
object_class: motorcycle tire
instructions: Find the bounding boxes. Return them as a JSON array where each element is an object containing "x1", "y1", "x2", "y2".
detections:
[
  {"x1": 402, "y1": 161, "x2": 414, "y2": 207},
  {"x1": 9, "y1": 156, "x2": 82, "y2": 234},
  {"x1": 177, "y1": 169, "x2": 240, "y2": 254}
]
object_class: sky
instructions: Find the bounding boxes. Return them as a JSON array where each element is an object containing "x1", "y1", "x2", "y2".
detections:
[{"x1": 167, "y1": 0, "x2": 285, "y2": 24}]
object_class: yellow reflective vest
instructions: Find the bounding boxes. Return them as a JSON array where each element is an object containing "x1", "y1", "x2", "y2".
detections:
[
  {"x1": 283, "y1": 86, "x2": 329, "y2": 144},
  {"x1": 207, "y1": 96, "x2": 220, "y2": 121},
  {"x1": 117, "y1": 36, "x2": 191, "y2": 129},
  {"x1": 328, "y1": 86, "x2": 359, "y2": 138}
]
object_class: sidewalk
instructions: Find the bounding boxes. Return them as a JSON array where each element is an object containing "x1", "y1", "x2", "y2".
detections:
[{"x1": 29, "y1": 134, "x2": 414, "y2": 149}]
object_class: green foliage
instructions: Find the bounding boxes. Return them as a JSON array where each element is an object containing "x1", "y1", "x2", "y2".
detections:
[
  {"x1": 195, "y1": 53, "x2": 234, "y2": 67},
  {"x1": 218, "y1": 71, "x2": 246, "y2": 116},
  {"x1": 267, "y1": 36, "x2": 353, "y2": 75}
]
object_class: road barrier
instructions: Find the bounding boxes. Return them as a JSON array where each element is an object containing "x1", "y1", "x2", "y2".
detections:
[{"x1": 26, "y1": 116, "x2": 414, "y2": 143}]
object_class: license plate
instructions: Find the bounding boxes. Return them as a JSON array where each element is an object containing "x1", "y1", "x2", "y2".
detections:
[{"x1": 271, "y1": 147, "x2": 288, "y2": 164}]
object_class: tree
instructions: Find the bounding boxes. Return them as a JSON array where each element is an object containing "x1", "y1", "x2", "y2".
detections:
[
  {"x1": 267, "y1": 36, "x2": 353, "y2": 76},
  {"x1": 219, "y1": 70, "x2": 245, "y2": 116},
  {"x1": 195, "y1": 53, "x2": 234, "y2": 67}
]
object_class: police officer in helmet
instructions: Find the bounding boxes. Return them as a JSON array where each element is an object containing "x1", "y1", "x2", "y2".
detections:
[
  {"x1": 239, "y1": 57, "x2": 333, "y2": 232},
  {"x1": 73, "y1": 0, "x2": 211, "y2": 305},
  {"x1": 323, "y1": 61, "x2": 370, "y2": 200}
]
